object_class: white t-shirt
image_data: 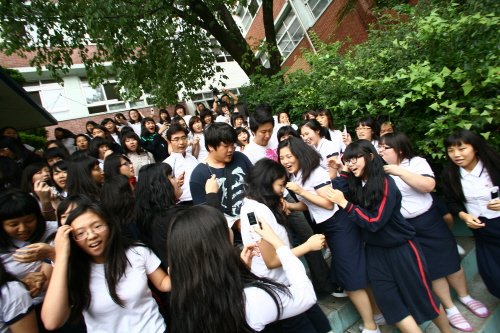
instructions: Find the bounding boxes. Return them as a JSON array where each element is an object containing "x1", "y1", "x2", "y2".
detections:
[
  {"x1": 240, "y1": 198, "x2": 291, "y2": 284},
  {"x1": 84, "y1": 246, "x2": 165, "y2": 333},
  {"x1": 390, "y1": 157, "x2": 434, "y2": 218},
  {"x1": 460, "y1": 160, "x2": 500, "y2": 219},
  {"x1": 244, "y1": 246, "x2": 316, "y2": 331},
  {"x1": 290, "y1": 168, "x2": 337, "y2": 223},
  {"x1": 0, "y1": 281, "x2": 33, "y2": 333},
  {"x1": 164, "y1": 152, "x2": 199, "y2": 202},
  {"x1": 243, "y1": 141, "x2": 277, "y2": 165},
  {"x1": 0, "y1": 221, "x2": 57, "y2": 305}
]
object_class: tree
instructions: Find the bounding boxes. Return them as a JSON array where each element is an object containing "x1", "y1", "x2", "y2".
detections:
[{"x1": 0, "y1": 0, "x2": 281, "y2": 105}]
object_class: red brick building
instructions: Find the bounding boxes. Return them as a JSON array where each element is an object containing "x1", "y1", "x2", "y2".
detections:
[{"x1": 1, "y1": 0, "x2": 374, "y2": 137}]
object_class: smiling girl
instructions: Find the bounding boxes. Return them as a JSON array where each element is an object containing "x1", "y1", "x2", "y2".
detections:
[
  {"x1": 323, "y1": 140, "x2": 450, "y2": 333},
  {"x1": 41, "y1": 202, "x2": 171, "y2": 332},
  {"x1": 121, "y1": 131, "x2": 155, "y2": 178}
]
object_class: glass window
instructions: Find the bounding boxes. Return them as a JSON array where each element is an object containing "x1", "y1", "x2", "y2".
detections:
[
  {"x1": 276, "y1": 9, "x2": 305, "y2": 58},
  {"x1": 238, "y1": 0, "x2": 262, "y2": 32},
  {"x1": 305, "y1": 0, "x2": 332, "y2": 19}
]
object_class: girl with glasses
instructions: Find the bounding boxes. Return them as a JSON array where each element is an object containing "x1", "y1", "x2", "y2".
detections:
[
  {"x1": 41, "y1": 202, "x2": 171, "y2": 332},
  {"x1": 277, "y1": 137, "x2": 379, "y2": 333},
  {"x1": 323, "y1": 140, "x2": 450, "y2": 333}
]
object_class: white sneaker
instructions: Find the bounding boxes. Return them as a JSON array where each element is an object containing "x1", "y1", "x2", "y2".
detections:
[
  {"x1": 331, "y1": 286, "x2": 347, "y2": 298},
  {"x1": 358, "y1": 315, "x2": 386, "y2": 331},
  {"x1": 457, "y1": 244, "x2": 466, "y2": 255}
]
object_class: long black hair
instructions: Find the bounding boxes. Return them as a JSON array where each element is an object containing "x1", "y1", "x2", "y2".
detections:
[
  {"x1": 66, "y1": 156, "x2": 101, "y2": 200},
  {"x1": 101, "y1": 175, "x2": 136, "y2": 239},
  {"x1": 277, "y1": 136, "x2": 321, "y2": 184},
  {"x1": 167, "y1": 205, "x2": 289, "y2": 333},
  {"x1": 20, "y1": 162, "x2": 50, "y2": 193},
  {"x1": 0, "y1": 189, "x2": 47, "y2": 250},
  {"x1": 103, "y1": 153, "x2": 131, "y2": 180},
  {"x1": 134, "y1": 163, "x2": 177, "y2": 244},
  {"x1": 442, "y1": 129, "x2": 500, "y2": 204},
  {"x1": 300, "y1": 119, "x2": 329, "y2": 140},
  {"x1": 65, "y1": 202, "x2": 134, "y2": 321},
  {"x1": 245, "y1": 159, "x2": 288, "y2": 226},
  {"x1": 342, "y1": 140, "x2": 387, "y2": 210}
]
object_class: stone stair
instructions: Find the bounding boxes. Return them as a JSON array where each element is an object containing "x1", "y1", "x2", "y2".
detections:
[{"x1": 317, "y1": 221, "x2": 500, "y2": 333}]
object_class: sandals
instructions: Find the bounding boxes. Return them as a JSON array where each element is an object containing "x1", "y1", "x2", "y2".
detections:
[
  {"x1": 448, "y1": 313, "x2": 474, "y2": 332},
  {"x1": 460, "y1": 299, "x2": 490, "y2": 318}
]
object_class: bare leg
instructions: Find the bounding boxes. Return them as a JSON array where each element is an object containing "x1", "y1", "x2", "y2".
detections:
[
  {"x1": 446, "y1": 268, "x2": 468, "y2": 297},
  {"x1": 346, "y1": 289, "x2": 377, "y2": 330},
  {"x1": 431, "y1": 277, "x2": 455, "y2": 309},
  {"x1": 432, "y1": 305, "x2": 452, "y2": 333},
  {"x1": 394, "y1": 315, "x2": 422, "y2": 333},
  {"x1": 366, "y1": 286, "x2": 381, "y2": 315}
]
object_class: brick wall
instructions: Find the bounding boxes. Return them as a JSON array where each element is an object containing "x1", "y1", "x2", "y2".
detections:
[{"x1": 0, "y1": 45, "x2": 99, "y2": 69}]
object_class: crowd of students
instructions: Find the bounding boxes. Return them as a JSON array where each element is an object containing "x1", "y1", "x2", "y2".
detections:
[{"x1": 0, "y1": 98, "x2": 498, "y2": 333}]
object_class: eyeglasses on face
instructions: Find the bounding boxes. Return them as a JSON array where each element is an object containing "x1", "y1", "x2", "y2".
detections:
[
  {"x1": 378, "y1": 145, "x2": 393, "y2": 151},
  {"x1": 342, "y1": 154, "x2": 364, "y2": 165},
  {"x1": 72, "y1": 223, "x2": 108, "y2": 241}
]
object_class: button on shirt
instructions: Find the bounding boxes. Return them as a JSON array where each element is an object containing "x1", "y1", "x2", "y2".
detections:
[{"x1": 460, "y1": 160, "x2": 500, "y2": 219}]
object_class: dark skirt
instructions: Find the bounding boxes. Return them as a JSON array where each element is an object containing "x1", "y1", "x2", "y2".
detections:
[
  {"x1": 475, "y1": 216, "x2": 500, "y2": 298},
  {"x1": 367, "y1": 240, "x2": 441, "y2": 325},
  {"x1": 407, "y1": 206, "x2": 461, "y2": 280},
  {"x1": 321, "y1": 209, "x2": 368, "y2": 291}
]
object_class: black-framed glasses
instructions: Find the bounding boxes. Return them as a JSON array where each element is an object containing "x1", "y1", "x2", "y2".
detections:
[
  {"x1": 342, "y1": 154, "x2": 364, "y2": 165},
  {"x1": 378, "y1": 145, "x2": 393, "y2": 151}
]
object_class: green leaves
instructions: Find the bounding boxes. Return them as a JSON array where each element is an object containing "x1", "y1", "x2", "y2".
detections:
[{"x1": 241, "y1": 0, "x2": 499, "y2": 161}]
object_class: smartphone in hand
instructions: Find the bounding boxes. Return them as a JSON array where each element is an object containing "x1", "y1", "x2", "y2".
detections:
[{"x1": 247, "y1": 212, "x2": 261, "y2": 228}]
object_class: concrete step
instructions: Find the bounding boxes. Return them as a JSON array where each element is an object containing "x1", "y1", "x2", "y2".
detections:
[{"x1": 318, "y1": 234, "x2": 499, "y2": 333}]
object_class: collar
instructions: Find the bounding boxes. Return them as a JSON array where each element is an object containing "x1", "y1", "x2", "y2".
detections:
[{"x1": 460, "y1": 159, "x2": 483, "y2": 177}]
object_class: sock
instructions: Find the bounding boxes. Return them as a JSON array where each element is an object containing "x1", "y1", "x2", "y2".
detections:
[
  {"x1": 445, "y1": 306, "x2": 459, "y2": 317},
  {"x1": 373, "y1": 313, "x2": 386, "y2": 325},
  {"x1": 459, "y1": 295, "x2": 473, "y2": 304},
  {"x1": 362, "y1": 326, "x2": 379, "y2": 333}
]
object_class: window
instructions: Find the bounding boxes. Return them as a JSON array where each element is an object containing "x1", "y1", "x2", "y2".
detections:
[
  {"x1": 82, "y1": 82, "x2": 150, "y2": 114},
  {"x1": 23, "y1": 82, "x2": 69, "y2": 113},
  {"x1": 276, "y1": 9, "x2": 305, "y2": 58},
  {"x1": 190, "y1": 88, "x2": 241, "y2": 108},
  {"x1": 237, "y1": 0, "x2": 262, "y2": 32},
  {"x1": 305, "y1": 0, "x2": 332, "y2": 19},
  {"x1": 211, "y1": 39, "x2": 234, "y2": 63}
]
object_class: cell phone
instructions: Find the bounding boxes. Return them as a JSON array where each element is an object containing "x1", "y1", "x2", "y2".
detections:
[
  {"x1": 491, "y1": 186, "x2": 499, "y2": 200},
  {"x1": 247, "y1": 212, "x2": 260, "y2": 228}
]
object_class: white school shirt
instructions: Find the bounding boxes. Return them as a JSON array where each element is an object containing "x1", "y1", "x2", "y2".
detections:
[
  {"x1": 390, "y1": 157, "x2": 434, "y2": 219},
  {"x1": 240, "y1": 198, "x2": 291, "y2": 285},
  {"x1": 164, "y1": 152, "x2": 199, "y2": 202},
  {"x1": 328, "y1": 129, "x2": 346, "y2": 153},
  {"x1": 194, "y1": 134, "x2": 209, "y2": 162},
  {"x1": 0, "y1": 281, "x2": 33, "y2": 333},
  {"x1": 460, "y1": 160, "x2": 500, "y2": 219},
  {"x1": 244, "y1": 246, "x2": 316, "y2": 331},
  {"x1": 127, "y1": 122, "x2": 142, "y2": 136},
  {"x1": 85, "y1": 246, "x2": 165, "y2": 333},
  {"x1": 290, "y1": 167, "x2": 337, "y2": 223},
  {"x1": 127, "y1": 151, "x2": 155, "y2": 178},
  {"x1": 0, "y1": 221, "x2": 58, "y2": 305},
  {"x1": 315, "y1": 138, "x2": 341, "y2": 171}
]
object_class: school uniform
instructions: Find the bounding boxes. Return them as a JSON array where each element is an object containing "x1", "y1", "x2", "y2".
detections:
[
  {"x1": 442, "y1": 160, "x2": 500, "y2": 297},
  {"x1": 293, "y1": 168, "x2": 369, "y2": 291},
  {"x1": 315, "y1": 138, "x2": 340, "y2": 172},
  {"x1": 391, "y1": 157, "x2": 460, "y2": 280},
  {"x1": 336, "y1": 173, "x2": 441, "y2": 324}
]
